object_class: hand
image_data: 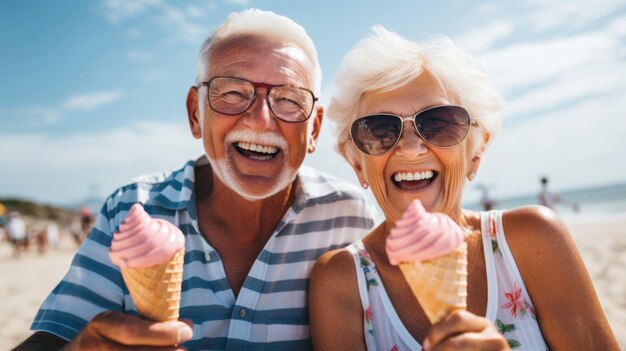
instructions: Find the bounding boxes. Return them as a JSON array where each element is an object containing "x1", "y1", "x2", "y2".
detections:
[
  {"x1": 423, "y1": 310, "x2": 509, "y2": 351},
  {"x1": 63, "y1": 311, "x2": 193, "y2": 350}
]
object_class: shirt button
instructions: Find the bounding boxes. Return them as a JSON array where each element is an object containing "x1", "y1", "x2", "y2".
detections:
[
  {"x1": 239, "y1": 309, "x2": 246, "y2": 318},
  {"x1": 205, "y1": 252, "x2": 211, "y2": 262}
]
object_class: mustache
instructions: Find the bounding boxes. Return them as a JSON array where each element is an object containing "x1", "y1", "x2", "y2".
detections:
[{"x1": 224, "y1": 129, "x2": 288, "y2": 151}]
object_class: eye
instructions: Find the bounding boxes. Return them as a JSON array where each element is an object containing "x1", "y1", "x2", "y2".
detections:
[{"x1": 220, "y1": 90, "x2": 249, "y2": 103}]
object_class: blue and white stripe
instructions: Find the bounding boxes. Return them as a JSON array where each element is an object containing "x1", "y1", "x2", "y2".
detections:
[{"x1": 31, "y1": 156, "x2": 377, "y2": 350}]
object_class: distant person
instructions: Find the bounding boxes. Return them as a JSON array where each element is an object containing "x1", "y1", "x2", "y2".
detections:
[
  {"x1": 539, "y1": 176, "x2": 560, "y2": 210},
  {"x1": 35, "y1": 223, "x2": 49, "y2": 254},
  {"x1": 69, "y1": 216, "x2": 83, "y2": 246},
  {"x1": 6, "y1": 211, "x2": 27, "y2": 258},
  {"x1": 477, "y1": 184, "x2": 496, "y2": 211},
  {"x1": 78, "y1": 205, "x2": 94, "y2": 239},
  {"x1": 46, "y1": 221, "x2": 60, "y2": 250},
  {"x1": 0, "y1": 202, "x2": 6, "y2": 226}
]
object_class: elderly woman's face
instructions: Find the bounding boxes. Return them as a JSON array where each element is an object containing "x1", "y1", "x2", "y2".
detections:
[{"x1": 351, "y1": 72, "x2": 471, "y2": 221}]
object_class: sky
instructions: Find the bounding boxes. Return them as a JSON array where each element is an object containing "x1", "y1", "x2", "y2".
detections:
[{"x1": 1, "y1": 0, "x2": 625, "y2": 208}]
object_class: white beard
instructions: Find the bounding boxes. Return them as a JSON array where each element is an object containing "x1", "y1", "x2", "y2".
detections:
[{"x1": 206, "y1": 129, "x2": 297, "y2": 201}]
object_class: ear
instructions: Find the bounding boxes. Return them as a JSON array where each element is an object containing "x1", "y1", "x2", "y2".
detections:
[
  {"x1": 468, "y1": 130, "x2": 491, "y2": 175},
  {"x1": 307, "y1": 106, "x2": 324, "y2": 153},
  {"x1": 186, "y1": 86, "x2": 202, "y2": 139}
]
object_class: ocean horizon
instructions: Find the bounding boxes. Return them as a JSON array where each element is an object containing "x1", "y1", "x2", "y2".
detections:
[{"x1": 465, "y1": 181, "x2": 626, "y2": 215}]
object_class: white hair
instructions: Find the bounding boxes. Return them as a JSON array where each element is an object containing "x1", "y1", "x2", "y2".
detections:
[
  {"x1": 195, "y1": 8, "x2": 322, "y2": 96},
  {"x1": 327, "y1": 26, "x2": 503, "y2": 157}
]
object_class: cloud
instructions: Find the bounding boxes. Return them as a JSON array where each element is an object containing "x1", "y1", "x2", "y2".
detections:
[
  {"x1": 476, "y1": 15, "x2": 626, "y2": 121},
  {"x1": 63, "y1": 91, "x2": 123, "y2": 112},
  {"x1": 101, "y1": 0, "x2": 163, "y2": 23},
  {"x1": 100, "y1": 0, "x2": 211, "y2": 45},
  {"x1": 520, "y1": 0, "x2": 623, "y2": 32},
  {"x1": 0, "y1": 90, "x2": 123, "y2": 126},
  {"x1": 455, "y1": 21, "x2": 514, "y2": 53},
  {"x1": 0, "y1": 121, "x2": 203, "y2": 205}
]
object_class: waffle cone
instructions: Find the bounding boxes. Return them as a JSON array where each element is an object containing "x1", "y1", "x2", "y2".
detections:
[
  {"x1": 121, "y1": 249, "x2": 185, "y2": 321},
  {"x1": 399, "y1": 242, "x2": 468, "y2": 324}
]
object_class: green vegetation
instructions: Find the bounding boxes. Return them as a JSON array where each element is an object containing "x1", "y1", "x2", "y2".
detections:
[{"x1": 0, "y1": 197, "x2": 74, "y2": 224}]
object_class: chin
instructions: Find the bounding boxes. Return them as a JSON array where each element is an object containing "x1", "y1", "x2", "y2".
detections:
[{"x1": 208, "y1": 155, "x2": 297, "y2": 201}]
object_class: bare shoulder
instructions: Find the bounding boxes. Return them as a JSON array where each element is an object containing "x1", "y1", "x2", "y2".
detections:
[
  {"x1": 310, "y1": 248, "x2": 357, "y2": 290},
  {"x1": 501, "y1": 205, "x2": 571, "y2": 247},
  {"x1": 500, "y1": 205, "x2": 581, "y2": 283}
]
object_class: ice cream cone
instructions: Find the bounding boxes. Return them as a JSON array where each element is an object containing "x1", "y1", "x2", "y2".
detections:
[
  {"x1": 398, "y1": 241, "x2": 468, "y2": 324},
  {"x1": 121, "y1": 248, "x2": 185, "y2": 321},
  {"x1": 109, "y1": 203, "x2": 186, "y2": 322}
]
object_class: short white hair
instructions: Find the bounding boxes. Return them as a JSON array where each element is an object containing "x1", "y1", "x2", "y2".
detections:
[
  {"x1": 328, "y1": 26, "x2": 503, "y2": 156},
  {"x1": 196, "y1": 8, "x2": 322, "y2": 96}
]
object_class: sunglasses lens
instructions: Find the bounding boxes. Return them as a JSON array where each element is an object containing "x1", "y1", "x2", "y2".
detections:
[
  {"x1": 352, "y1": 115, "x2": 402, "y2": 155},
  {"x1": 417, "y1": 106, "x2": 470, "y2": 147}
]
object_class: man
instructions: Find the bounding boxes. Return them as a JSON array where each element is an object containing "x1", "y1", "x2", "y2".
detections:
[
  {"x1": 15, "y1": 9, "x2": 376, "y2": 350},
  {"x1": 6, "y1": 211, "x2": 27, "y2": 258}
]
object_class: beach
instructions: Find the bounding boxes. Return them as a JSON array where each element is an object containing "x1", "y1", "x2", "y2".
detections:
[{"x1": 1, "y1": 214, "x2": 624, "y2": 349}]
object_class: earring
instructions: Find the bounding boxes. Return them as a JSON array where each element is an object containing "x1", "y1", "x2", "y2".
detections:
[
  {"x1": 467, "y1": 172, "x2": 476, "y2": 181},
  {"x1": 361, "y1": 182, "x2": 369, "y2": 189}
]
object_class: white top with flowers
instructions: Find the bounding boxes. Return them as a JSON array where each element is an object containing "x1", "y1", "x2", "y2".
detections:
[{"x1": 346, "y1": 210, "x2": 549, "y2": 351}]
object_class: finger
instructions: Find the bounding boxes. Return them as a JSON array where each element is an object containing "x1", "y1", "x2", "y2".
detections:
[
  {"x1": 92, "y1": 311, "x2": 193, "y2": 345},
  {"x1": 424, "y1": 310, "x2": 490, "y2": 349},
  {"x1": 91, "y1": 337, "x2": 189, "y2": 351},
  {"x1": 430, "y1": 331, "x2": 509, "y2": 351}
]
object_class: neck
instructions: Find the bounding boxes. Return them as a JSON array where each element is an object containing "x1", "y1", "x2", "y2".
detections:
[{"x1": 194, "y1": 163, "x2": 296, "y2": 243}]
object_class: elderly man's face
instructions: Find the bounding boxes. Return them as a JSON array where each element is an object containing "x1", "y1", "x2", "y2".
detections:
[{"x1": 188, "y1": 37, "x2": 321, "y2": 200}]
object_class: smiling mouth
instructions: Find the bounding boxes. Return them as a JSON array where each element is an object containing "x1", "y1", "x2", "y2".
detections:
[
  {"x1": 234, "y1": 141, "x2": 280, "y2": 161},
  {"x1": 391, "y1": 170, "x2": 437, "y2": 190}
]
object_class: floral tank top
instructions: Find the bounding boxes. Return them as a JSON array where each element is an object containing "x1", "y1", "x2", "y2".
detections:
[{"x1": 346, "y1": 210, "x2": 549, "y2": 350}]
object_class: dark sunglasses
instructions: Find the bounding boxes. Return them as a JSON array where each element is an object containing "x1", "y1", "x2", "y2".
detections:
[{"x1": 349, "y1": 105, "x2": 476, "y2": 156}]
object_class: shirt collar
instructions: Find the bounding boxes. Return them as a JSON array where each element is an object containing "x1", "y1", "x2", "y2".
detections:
[{"x1": 151, "y1": 156, "x2": 344, "y2": 214}]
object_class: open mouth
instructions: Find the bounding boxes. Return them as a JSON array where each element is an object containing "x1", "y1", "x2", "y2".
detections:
[
  {"x1": 391, "y1": 170, "x2": 437, "y2": 190},
  {"x1": 234, "y1": 141, "x2": 280, "y2": 161}
]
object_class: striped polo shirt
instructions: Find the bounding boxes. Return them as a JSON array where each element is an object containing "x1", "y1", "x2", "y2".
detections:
[{"x1": 31, "y1": 156, "x2": 377, "y2": 350}]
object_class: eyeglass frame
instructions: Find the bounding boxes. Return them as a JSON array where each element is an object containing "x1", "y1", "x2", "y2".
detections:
[
  {"x1": 196, "y1": 76, "x2": 319, "y2": 123},
  {"x1": 347, "y1": 105, "x2": 479, "y2": 156}
]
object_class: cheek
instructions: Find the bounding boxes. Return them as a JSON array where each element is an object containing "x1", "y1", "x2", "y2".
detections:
[
  {"x1": 284, "y1": 125, "x2": 309, "y2": 158},
  {"x1": 438, "y1": 147, "x2": 470, "y2": 213}
]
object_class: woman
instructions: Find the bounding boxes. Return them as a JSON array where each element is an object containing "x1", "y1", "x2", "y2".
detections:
[{"x1": 309, "y1": 27, "x2": 619, "y2": 350}]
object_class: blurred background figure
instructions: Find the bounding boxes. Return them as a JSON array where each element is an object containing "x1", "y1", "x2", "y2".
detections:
[
  {"x1": 6, "y1": 211, "x2": 27, "y2": 258},
  {"x1": 46, "y1": 221, "x2": 60, "y2": 250},
  {"x1": 539, "y1": 176, "x2": 560, "y2": 211},
  {"x1": 78, "y1": 205, "x2": 94, "y2": 240},
  {"x1": 69, "y1": 216, "x2": 83, "y2": 247},
  {"x1": 0, "y1": 202, "x2": 6, "y2": 241},
  {"x1": 476, "y1": 184, "x2": 496, "y2": 211}
]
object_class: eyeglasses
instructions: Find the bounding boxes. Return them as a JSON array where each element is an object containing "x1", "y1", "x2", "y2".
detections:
[
  {"x1": 197, "y1": 76, "x2": 318, "y2": 123},
  {"x1": 349, "y1": 105, "x2": 476, "y2": 156}
]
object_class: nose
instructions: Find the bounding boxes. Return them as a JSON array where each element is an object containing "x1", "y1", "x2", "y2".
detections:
[
  {"x1": 394, "y1": 119, "x2": 428, "y2": 159},
  {"x1": 241, "y1": 91, "x2": 276, "y2": 131}
]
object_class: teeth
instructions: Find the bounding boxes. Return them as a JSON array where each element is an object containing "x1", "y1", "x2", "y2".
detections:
[
  {"x1": 237, "y1": 142, "x2": 278, "y2": 154},
  {"x1": 394, "y1": 170, "x2": 434, "y2": 182}
]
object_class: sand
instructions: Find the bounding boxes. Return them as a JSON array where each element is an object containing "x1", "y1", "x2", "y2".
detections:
[{"x1": 1, "y1": 214, "x2": 624, "y2": 349}]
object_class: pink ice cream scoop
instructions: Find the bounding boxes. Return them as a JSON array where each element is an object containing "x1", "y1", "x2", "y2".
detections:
[
  {"x1": 386, "y1": 199, "x2": 464, "y2": 265},
  {"x1": 109, "y1": 203, "x2": 185, "y2": 269}
]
